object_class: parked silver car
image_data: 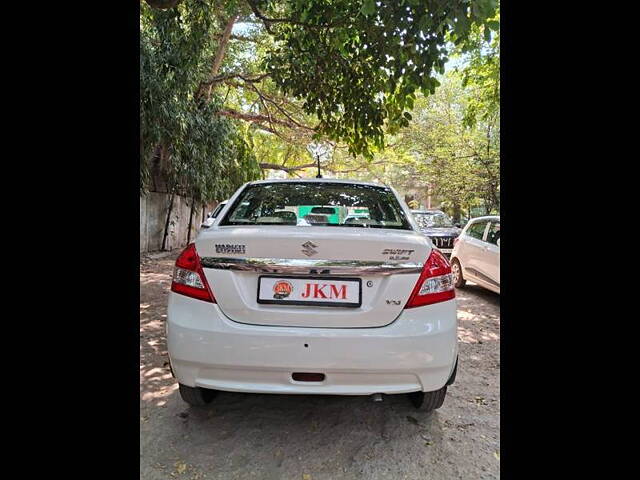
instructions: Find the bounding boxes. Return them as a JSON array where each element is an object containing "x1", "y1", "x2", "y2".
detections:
[
  {"x1": 450, "y1": 216, "x2": 500, "y2": 294},
  {"x1": 200, "y1": 200, "x2": 228, "y2": 229}
]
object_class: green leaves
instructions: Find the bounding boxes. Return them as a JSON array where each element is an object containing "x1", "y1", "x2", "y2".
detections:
[
  {"x1": 264, "y1": 0, "x2": 499, "y2": 156},
  {"x1": 141, "y1": 0, "x2": 499, "y2": 192},
  {"x1": 455, "y1": 7, "x2": 500, "y2": 129},
  {"x1": 360, "y1": 0, "x2": 376, "y2": 17},
  {"x1": 140, "y1": 0, "x2": 260, "y2": 198},
  {"x1": 335, "y1": 72, "x2": 499, "y2": 217}
]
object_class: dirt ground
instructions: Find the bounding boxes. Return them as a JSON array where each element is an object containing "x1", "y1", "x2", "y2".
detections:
[{"x1": 140, "y1": 251, "x2": 500, "y2": 480}]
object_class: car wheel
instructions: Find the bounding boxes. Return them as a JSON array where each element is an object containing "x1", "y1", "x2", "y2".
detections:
[
  {"x1": 451, "y1": 258, "x2": 466, "y2": 288},
  {"x1": 408, "y1": 386, "x2": 447, "y2": 412},
  {"x1": 178, "y1": 383, "x2": 218, "y2": 406}
]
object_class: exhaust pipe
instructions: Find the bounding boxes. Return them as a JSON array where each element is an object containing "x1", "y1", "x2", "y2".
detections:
[{"x1": 372, "y1": 393, "x2": 383, "y2": 402}]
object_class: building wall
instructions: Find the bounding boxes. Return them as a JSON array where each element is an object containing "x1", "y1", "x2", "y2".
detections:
[{"x1": 140, "y1": 192, "x2": 218, "y2": 252}]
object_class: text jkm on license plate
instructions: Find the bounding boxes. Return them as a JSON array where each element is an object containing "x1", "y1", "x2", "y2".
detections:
[{"x1": 258, "y1": 277, "x2": 361, "y2": 306}]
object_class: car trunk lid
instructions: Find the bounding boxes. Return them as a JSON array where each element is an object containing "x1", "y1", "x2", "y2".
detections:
[{"x1": 195, "y1": 226, "x2": 430, "y2": 328}]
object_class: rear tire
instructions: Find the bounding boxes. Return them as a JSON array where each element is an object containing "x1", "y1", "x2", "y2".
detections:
[
  {"x1": 178, "y1": 384, "x2": 217, "y2": 406},
  {"x1": 451, "y1": 258, "x2": 466, "y2": 288},
  {"x1": 408, "y1": 386, "x2": 447, "y2": 412}
]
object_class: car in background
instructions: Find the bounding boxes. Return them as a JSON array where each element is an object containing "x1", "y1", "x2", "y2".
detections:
[
  {"x1": 344, "y1": 211, "x2": 370, "y2": 225},
  {"x1": 411, "y1": 210, "x2": 462, "y2": 258},
  {"x1": 200, "y1": 200, "x2": 228, "y2": 229},
  {"x1": 168, "y1": 179, "x2": 458, "y2": 412},
  {"x1": 450, "y1": 216, "x2": 500, "y2": 294}
]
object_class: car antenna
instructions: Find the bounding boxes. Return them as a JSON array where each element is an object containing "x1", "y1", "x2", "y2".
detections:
[{"x1": 315, "y1": 152, "x2": 322, "y2": 178}]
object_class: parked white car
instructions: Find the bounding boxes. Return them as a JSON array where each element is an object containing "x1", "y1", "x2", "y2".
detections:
[
  {"x1": 167, "y1": 179, "x2": 458, "y2": 411},
  {"x1": 200, "y1": 200, "x2": 228, "y2": 229},
  {"x1": 450, "y1": 216, "x2": 500, "y2": 294}
]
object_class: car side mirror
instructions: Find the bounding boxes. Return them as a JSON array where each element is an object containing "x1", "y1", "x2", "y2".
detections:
[{"x1": 201, "y1": 217, "x2": 215, "y2": 229}]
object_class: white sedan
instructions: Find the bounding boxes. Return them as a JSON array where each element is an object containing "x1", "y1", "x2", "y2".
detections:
[
  {"x1": 200, "y1": 200, "x2": 228, "y2": 229},
  {"x1": 167, "y1": 179, "x2": 458, "y2": 411},
  {"x1": 450, "y1": 216, "x2": 500, "y2": 294}
]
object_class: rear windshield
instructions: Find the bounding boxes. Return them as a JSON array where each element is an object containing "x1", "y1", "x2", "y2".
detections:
[{"x1": 220, "y1": 182, "x2": 412, "y2": 230}]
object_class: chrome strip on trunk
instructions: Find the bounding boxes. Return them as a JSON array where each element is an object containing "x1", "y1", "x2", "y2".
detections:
[{"x1": 200, "y1": 257, "x2": 423, "y2": 276}]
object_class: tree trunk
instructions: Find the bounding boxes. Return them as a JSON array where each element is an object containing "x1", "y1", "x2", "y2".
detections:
[
  {"x1": 205, "y1": 15, "x2": 239, "y2": 100},
  {"x1": 161, "y1": 192, "x2": 175, "y2": 251},
  {"x1": 187, "y1": 197, "x2": 196, "y2": 244},
  {"x1": 453, "y1": 202, "x2": 461, "y2": 223}
]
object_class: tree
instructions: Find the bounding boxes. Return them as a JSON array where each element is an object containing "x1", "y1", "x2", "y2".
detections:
[
  {"x1": 322, "y1": 71, "x2": 499, "y2": 219},
  {"x1": 142, "y1": 0, "x2": 500, "y2": 173},
  {"x1": 140, "y1": 1, "x2": 262, "y2": 248},
  {"x1": 140, "y1": 0, "x2": 500, "y2": 246},
  {"x1": 255, "y1": 0, "x2": 499, "y2": 156}
]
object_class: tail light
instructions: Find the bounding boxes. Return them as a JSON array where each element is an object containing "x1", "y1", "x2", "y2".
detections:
[
  {"x1": 170, "y1": 243, "x2": 215, "y2": 303},
  {"x1": 405, "y1": 249, "x2": 455, "y2": 308}
]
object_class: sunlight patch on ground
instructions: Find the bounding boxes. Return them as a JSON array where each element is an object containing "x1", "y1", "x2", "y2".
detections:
[
  {"x1": 458, "y1": 326, "x2": 480, "y2": 343},
  {"x1": 140, "y1": 272, "x2": 172, "y2": 286},
  {"x1": 140, "y1": 367, "x2": 176, "y2": 404},
  {"x1": 458, "y1": 325, "x2": 499, "y2": 344},
  {"x1": 141, "y1": 319, "x2": 164, "y2": 332},
  {"x1": 481, "y1": 331, "x2": 499, "y2": 341},
  {"x1": 457, "y1": 310, "x2": 475, "y2": 321}
]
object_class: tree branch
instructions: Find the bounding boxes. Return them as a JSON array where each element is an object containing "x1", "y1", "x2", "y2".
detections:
[
  {"x1": 237, "y1": 81, "x2": 316, "y2": 133},
  {"x1": 214, "y1": 33, "x2": 260, "y2": 43},
  {"x1": 258, "y1": 161, "x2": 318, "y2": 172},
  {"x1": 204, "y1": 15, "x2": 238, "y2": 100},
  {"x1": 246, "y1": 0, "x2": 340, "y2": 32},
  {"x1": 218, "y1": 109, "x2": 308, "y2": 131},
  {"x1": 205, "y1": 72, "x2": 270, "y2": 86}
]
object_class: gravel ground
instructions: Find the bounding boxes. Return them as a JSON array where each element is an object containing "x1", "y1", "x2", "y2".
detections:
[{"x1": 140, "y1": 251, "x2": 500, "y2": 480}]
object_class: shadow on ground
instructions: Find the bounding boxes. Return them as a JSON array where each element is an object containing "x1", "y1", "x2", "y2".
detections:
[{"x1": 143, "y1": 390, "x2": 454, "y2": 479}]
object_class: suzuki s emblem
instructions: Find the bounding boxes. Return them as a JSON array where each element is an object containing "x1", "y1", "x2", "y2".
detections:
[{"x1": 301, "y1": 241, "x2": 318, "y2": 257}]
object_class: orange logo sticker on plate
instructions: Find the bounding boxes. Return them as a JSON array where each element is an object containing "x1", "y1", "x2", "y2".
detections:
[{"x1": 273, "y1": 280, "x2": 293, "y2": 299}]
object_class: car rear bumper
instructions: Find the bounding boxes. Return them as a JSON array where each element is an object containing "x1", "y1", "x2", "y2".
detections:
[{"x1": 167, "y1": 293, "x2": 458, "y2": 395}]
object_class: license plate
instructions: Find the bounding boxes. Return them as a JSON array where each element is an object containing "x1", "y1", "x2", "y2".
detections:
[
  {"x1": 257, "y1": 276, "x2": 362, "y2": 307},
  {"x1": 440, "y1": 248, "x2": 453, "y2": 254}
]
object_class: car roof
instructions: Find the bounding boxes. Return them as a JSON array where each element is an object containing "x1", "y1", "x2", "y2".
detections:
[
  {"x1": 411, "y1": 209, "x2": 444, "y2": 214},
  {"x1": 249, "y1": 178, "x2": 388, "y2": 188},
  {"x1": 468, "y1": 215, "x2": 500, "y2": 222}
]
